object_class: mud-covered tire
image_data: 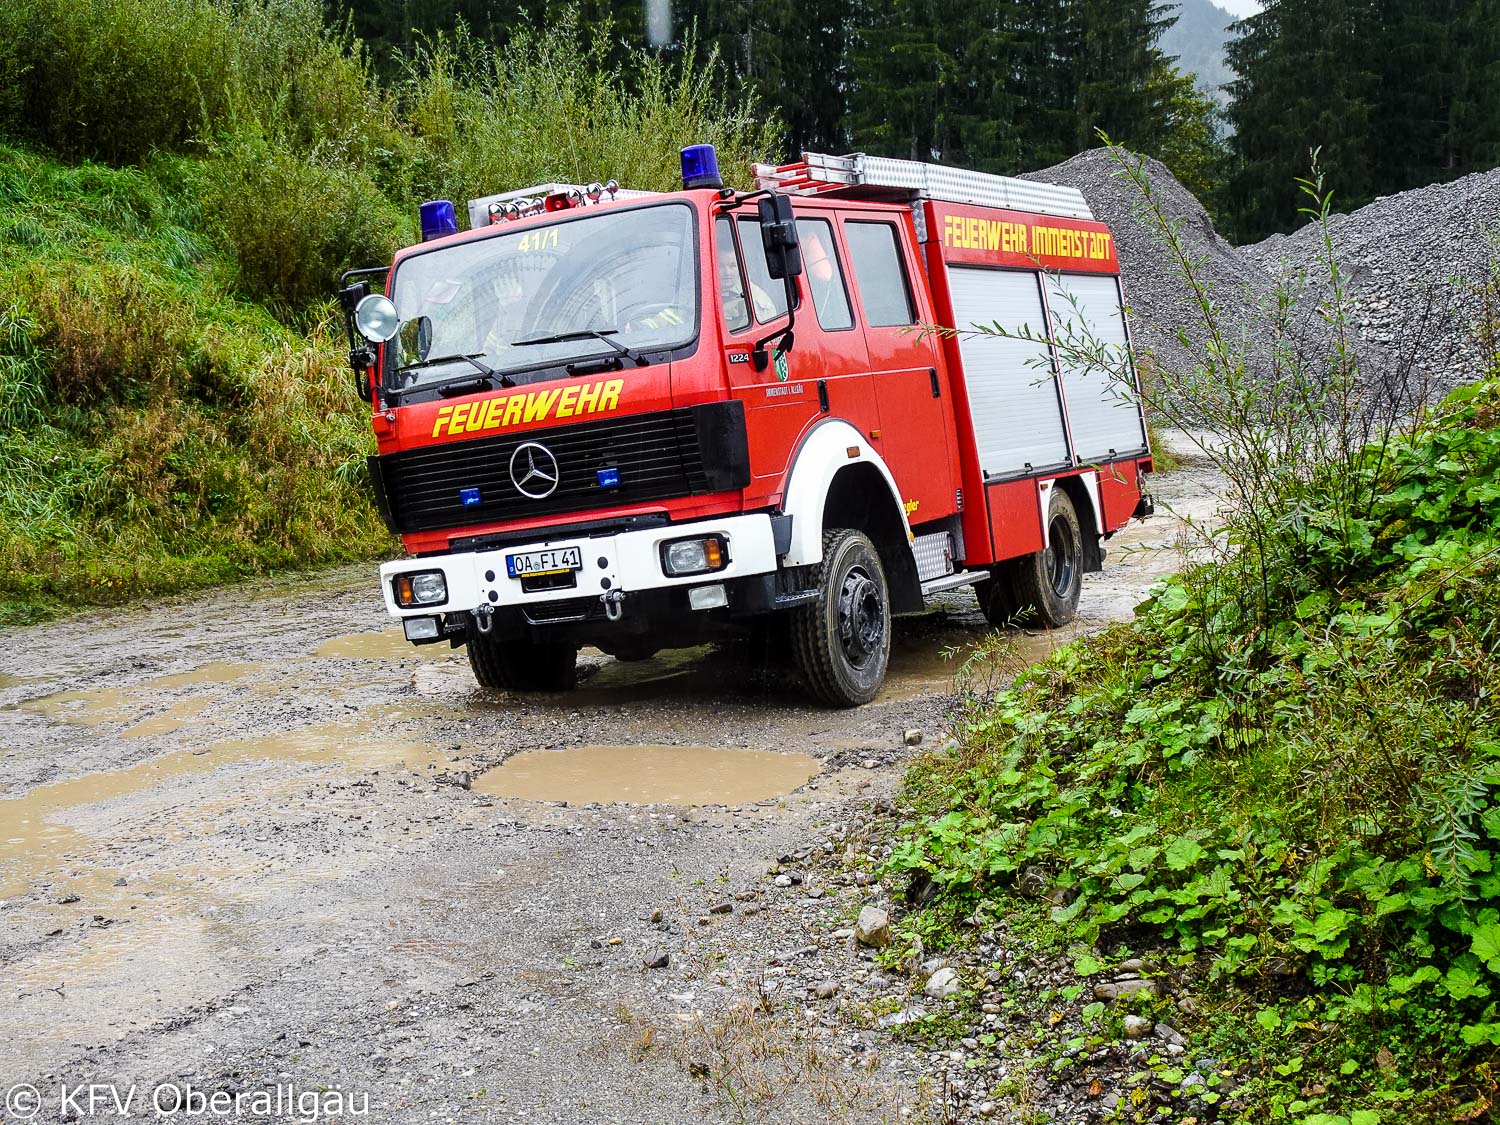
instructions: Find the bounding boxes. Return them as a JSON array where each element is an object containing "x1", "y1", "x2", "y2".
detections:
[
  {"x1": 1009, "y1": 489, "x2": 1083, "y2": 627},
  {"x1": 792, "y1": 529, "x2": 891, "y2": 707},
  {"x1": 974, "y1": 563, "x2": 1022, "y2": 628},
  {"x1": 467, "y1": 629, "x2": 578, "y2": 691}
]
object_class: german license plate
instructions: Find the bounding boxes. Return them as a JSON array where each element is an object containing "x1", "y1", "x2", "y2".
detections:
[{"x1": 505, "y1": 546, "x2": 583, "y2": 579}]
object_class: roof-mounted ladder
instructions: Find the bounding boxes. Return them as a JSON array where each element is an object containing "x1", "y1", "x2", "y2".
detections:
[{"x1": 754, "y1": 152, "x2": 1093, "y2": 222}]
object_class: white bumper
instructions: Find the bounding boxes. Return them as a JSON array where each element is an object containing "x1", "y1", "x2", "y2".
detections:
[{"x1": 379, "y1": 513, "x2": 779, "y2": 618}]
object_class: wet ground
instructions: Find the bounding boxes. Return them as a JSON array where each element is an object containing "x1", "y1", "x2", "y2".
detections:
[{"x1": 0, "y1": 449, "x2": 1219, "y2": 1123}]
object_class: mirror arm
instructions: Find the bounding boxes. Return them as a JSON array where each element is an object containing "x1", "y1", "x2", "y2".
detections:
[{"x1": 752, "y1": 275, "x2": 798, "y2": 372}]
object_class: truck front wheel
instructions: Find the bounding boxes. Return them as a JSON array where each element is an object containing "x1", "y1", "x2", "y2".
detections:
[
  {"x1": 792, "y1": 529, "x2": 891, "y2": 707},
  {"x1": 1009, "y1": 489, "x2": 1083, "y2": 627},
  {"x1": 467, "y1": 628, "x2": 578, "y2": 692}
]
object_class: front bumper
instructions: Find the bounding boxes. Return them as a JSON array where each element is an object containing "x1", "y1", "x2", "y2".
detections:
[{"x1": 379, "y1": 513, "x2": 779, "y2": 619}]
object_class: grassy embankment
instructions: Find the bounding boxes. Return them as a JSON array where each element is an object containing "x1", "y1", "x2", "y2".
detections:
[
  {"x1": 886, "y1": 154, "x2": 1500, "y2": 1122},
  {"x1": 0, "y1": 0, "x2": 775, "y2": 625}
]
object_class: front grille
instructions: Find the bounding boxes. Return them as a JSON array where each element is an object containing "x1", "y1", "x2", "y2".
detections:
[{"x1": 372, "y1": 403, "x2": 748, "y2": 536}]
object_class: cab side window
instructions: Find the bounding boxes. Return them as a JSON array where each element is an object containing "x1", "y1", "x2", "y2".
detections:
[
  {"x1": 795, "y1": 218, "x2": 854, "y2": 331},
  {"x1": 714, "y1": 217, "x2": 750, "y2": 333},
  {"x1": 845, "y1": 221, "x2": 916, "y2": 327},
  {"x1": 735, "y1": 216, "x2": 791, "y2": 323}
]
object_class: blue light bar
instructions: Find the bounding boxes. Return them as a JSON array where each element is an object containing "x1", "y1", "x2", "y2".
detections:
[
  {"x1": 680, "y1": 144, "x2": 722, "y2": 190},
  {"x1": 420, "y1": 200, "x2": 458, "y2": 242}
]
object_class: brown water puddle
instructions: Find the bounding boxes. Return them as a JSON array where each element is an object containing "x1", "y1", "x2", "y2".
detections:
[
  {"x1": 20, "y1": 686, "x2": 137, "y2": 726},
  {"x1": 879, "y1": 627, "x2": 1073, "y2": 700},
  {"x1": 315, "y1": 628, "x2": 460, "y2": 661},
  {"x1": 152, "y1": 661, "x2": 260, "y2": 688},
  {"x1": 473, "y1": 743, "x2": 819, "y2": 806},
  {"x1": 0, "y1": 712, "x2": 453, "y2": 898},
  {"x1": 120, "y1": 696, "x2": 215, "y2": 739}
]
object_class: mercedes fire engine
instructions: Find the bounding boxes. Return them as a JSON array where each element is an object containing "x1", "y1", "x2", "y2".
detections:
[{"x1": 339, "y1": 145, "x2": 1153, "y2": 707}]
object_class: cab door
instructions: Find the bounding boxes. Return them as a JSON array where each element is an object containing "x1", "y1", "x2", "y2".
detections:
[
  {"x1": 715, "y1": 210, "x2": 876, "y2": 506},
  {"x1": 840, "y1": 215, "x2": 958, "y2": 525}
]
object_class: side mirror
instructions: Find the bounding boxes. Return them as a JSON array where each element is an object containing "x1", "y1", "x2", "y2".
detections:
[
  {"x1": 354, "y1": 294, "x2": 401, "y2": 343},
  {"x1": 758, "y1": 194, "x2": 802, "y2": 280},
  {"x1": 400, "y1": 315, "x2": 433, "y2": 362}
]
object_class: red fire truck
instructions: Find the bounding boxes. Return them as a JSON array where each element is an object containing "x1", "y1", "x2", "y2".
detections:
[{"x1": 340, "y1": 146, "x2": 1153, "y2": 706}]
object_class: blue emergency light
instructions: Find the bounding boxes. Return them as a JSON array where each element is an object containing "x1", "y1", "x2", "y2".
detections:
[
  {"x1": 596, "y1": 467, "x2": 621, "y2": 488},
  {"x1": 680, "y1": 144, "x2": 722, "y2": 190},
  {"x1": 459, "y1": 487, "x2": 481, "y2": 506},
  {"x1": 419, "y1": 200, "x2": 458, "y2": 242}
]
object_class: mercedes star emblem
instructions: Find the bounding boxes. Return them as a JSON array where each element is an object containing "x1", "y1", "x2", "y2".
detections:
[{"x1": 508, "y1": 441, "x2": 560, "y2": 499}]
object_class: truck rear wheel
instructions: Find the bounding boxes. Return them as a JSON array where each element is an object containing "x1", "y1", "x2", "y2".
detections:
[
  {"x1": 1009, "y1": 489, "x2": 1083, "y2": 627},
  {"x1": 467, "y1": 628, "x2": 578, "y2": 692},
  {"x1": 974, "y1": 564, "x2": 1021, "y2": 628},
  {"x1": 792, "y1": 529, "x2": 891, "y2": 707}
]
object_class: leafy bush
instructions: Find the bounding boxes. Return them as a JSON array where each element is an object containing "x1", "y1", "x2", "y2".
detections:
[
  {"x1": 0, "y1": 0, "x2": 384, "y2": 165},
  {"x1": 399, "y1": 15, "x2": 780, "y2": 204},
  {"x1": 202, "y1": 129, "x2": 410, "y2": 312}
]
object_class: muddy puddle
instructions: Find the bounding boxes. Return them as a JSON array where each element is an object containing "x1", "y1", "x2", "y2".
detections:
[
  {"x1": 151, "y1": 661, "x2": 260, "y2": 688},
  {"x1": 0, "y1": 713, "x2": 454, "y2": 898},
  {"x1": 473, "y1": 744, "x2": 820, "y2": 806},
  {"x1": 315, "y1": 628, "x2": 461, "y2": 661},
  {"x1": 878, "y1": 626, "x2": 1073, "y2": 700}
]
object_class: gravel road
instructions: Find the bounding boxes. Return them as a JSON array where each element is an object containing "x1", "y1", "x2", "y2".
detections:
[{"x1": 0, "y1": 448, "x2": 1219, "y2": 1124}]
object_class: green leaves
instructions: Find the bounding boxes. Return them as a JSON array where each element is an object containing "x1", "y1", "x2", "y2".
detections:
[{"x1": 1469, "y1": 923, "x2": 1500, "y2": 972}]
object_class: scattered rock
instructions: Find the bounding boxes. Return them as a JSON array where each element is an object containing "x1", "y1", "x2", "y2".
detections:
[
  {"x1": 1093, "y1": 978, "x2": 1159, "y2": 1001},
  {"x1": 1154, "y1": 1022, "x2": 1186, "y2": 1047},
  {"x1": 854, "y1": 906, "x2": 891, "y2": 948},
  {"x1": 903, "y1": 729, "x2": 923, "y2": 746},
  {"x1": 923, "y1": 967, "x2": 960, "y2": 999},
  {"x1": 1123, "y1": 1015, "x2": 1153, "y2": 1039},
  {"x1": 709, "y1": 902, "x2": 732, "y2": 915},
  {"x1": 813, "y1": 981, "x2": 838, "y2": 1000},
  {"x1": 643, "y1": 951, "x2": 670, "y2": 969},
  {"x1": 649, "y1": 909, "x2": 663, "y2": 924}
]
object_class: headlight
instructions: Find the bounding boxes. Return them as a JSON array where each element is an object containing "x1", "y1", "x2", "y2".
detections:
[
  {"x1": 394, "y1": 570, "x2": 448, "y2": 607},
  {"x1": 661, "y1": 535, "x2": 728, "y2": 577}
]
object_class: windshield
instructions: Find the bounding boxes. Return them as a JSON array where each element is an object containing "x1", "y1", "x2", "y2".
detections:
[{"x1": 386, "y1": 203, "x2": 697, "y2": 391}]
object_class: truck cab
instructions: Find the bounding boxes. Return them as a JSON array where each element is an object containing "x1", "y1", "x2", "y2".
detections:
[{"x1": 342, "y1": 146, "x2": 1152, "y2": 706}]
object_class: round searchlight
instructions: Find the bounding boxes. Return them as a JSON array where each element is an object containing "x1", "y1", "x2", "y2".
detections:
[{"x1": 354, "y1": 294, "x2": 400, "y2": 343}]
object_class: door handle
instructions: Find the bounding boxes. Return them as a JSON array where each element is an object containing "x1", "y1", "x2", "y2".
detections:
[
  {"x1": 817, "y1": 379, "x2": 830, "y2": 413},
  {"x1": 929, "y1": 368, "x2": 940, "y2": 398}
]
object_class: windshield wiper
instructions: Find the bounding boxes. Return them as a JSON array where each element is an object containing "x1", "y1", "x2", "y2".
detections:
[
  {"x1": 511, "y1": 328, "x2": 649, "y2": 369},
  {"x1": 395, "y1": 352, "x2": 515, "y2": 398}
]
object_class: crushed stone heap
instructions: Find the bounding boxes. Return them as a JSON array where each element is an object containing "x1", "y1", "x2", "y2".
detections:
[
  {"x1": 1026, "y1": 148, "x2": 1498, "y2": 390},
  {"x1": 1246, "y1": 166, "x2": 1500, "y2": 385}
]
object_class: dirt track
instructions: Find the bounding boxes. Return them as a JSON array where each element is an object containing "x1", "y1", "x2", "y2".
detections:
[{"x1": 0, "y1": 449, "x2": 1218, "y2": 1124}]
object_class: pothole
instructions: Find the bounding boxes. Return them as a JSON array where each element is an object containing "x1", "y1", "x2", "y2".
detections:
[
  {"x1": 472, "y1": 744, "x2": 820, "y2": 806},
  {"x1": 314, "y1": 628, "x2": 461, "y2": 661}
]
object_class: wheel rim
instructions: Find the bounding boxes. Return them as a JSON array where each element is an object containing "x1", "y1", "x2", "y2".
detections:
[
  {"x1": 836, "y1": 565, "x2": 885, "y2": 669},
  {"x1": 1045, "y1": 514, "x2": 1078, "y2": 598}
]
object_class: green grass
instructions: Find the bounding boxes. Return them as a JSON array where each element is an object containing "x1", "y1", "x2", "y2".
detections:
[
  {"x1": 888, "y1": 379, "x2": 1500, "y2": 1122},
  {"x1": 0, "y1": 145, "x2": 393, "y2": 624}
]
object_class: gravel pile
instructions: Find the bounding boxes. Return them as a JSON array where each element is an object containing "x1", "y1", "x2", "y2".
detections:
[
  {"x1": 1246, "y1": 167, "x2": 1500, "y2": 386},
  {"x1": 1023, "y1": 149, "x2": 1282, "y2": 380},
  {"x1": 1026, "y1": 148, "x2": 1499, "y2": 391}
]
